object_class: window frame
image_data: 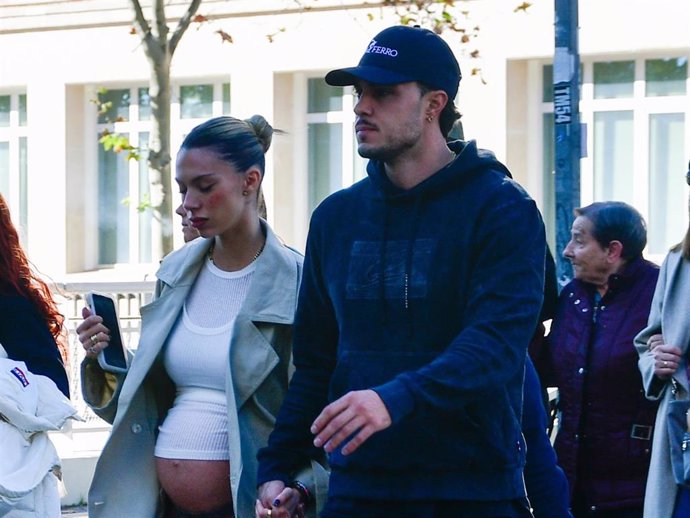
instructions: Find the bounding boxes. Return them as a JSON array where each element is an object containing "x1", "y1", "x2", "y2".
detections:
[
  {"x1": 539, "y1": 55, "x2": 690, "y2": 264},
  {"x1": 89, "y1": 80, "x2": 231, "y2": 268},
  {"x1": 0, "y1": 90, "x2": 29, "y2": 243}
]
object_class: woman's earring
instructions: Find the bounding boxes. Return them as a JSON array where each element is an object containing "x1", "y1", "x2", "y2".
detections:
[
  {"x1": 426, "y1": 115, "x2": 434, "y2": 122},
  {"x1": 242, "y1": 190, "x2": 249, "y2": 196}
]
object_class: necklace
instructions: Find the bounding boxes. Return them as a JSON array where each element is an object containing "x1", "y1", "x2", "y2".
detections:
[{"x1": 208, "y1": 239, "x2": 265, "y2": 266}]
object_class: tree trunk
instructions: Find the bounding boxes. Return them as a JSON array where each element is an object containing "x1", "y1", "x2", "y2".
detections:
[{"x1": 148, "y1": 53, "x2": 174, "y2": 259}]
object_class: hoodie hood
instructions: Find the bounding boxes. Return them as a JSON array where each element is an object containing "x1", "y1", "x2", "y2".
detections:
[{"x1": 366, "y1": 140, "x2": 513, "y2": 202}]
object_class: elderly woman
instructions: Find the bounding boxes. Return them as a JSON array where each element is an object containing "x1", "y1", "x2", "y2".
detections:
[
  {"x1": 635, "y1": 163, "x2": 690, "y2": 518},
  {"x1": 537, "y1": 201, "x2": 659, "y2": 518}
]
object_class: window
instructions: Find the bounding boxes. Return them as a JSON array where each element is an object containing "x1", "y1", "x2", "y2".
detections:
[
  {"x1": 646, "y1": 58, "x2": 687, "y2": 97},
  {"x1": 94, "y1": 81, "x2": 230, "y2": 266},
  {"x1": 593, "y1": 61, "x2": 634, "y2": 99},
  {"x1": 0, "y1": 92, "x2": 28, "y2": 243},
  {"x1": 541, "y1": 57, "x2": 689, "y2": 261},
  {"x1": 306, "y1": 78, "x2": 365, "y2": 213}
]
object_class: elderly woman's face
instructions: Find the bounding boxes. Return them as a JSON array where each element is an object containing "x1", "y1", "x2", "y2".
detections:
[{"x1": 562, "y1": 216, "x2": 611, "y2": 286}]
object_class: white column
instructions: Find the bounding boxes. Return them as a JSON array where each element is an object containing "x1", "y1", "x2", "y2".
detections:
[
  {"x1": 230, "y1": 60, "x2": 275, "y2": 227},
  {"x1": 26, "y1": 79, "x2": 68, "y2": 279}
]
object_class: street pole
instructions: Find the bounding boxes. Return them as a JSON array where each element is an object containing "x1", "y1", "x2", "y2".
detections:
[{"x1": 553, "y1": 0, "x2": 581, "y2": 287}]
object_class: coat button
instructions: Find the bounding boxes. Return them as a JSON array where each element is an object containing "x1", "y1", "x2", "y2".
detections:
[
  {"x1": 578, "y1": 367, "x2": 585, "y2": 375},
  {"x1": 574, "y1": 299, "x2": 581, "y2": 304},
  {"x1": 131, "y1": 423, "x2": 142, "y2": 434},
  {"x1": 590, "y1": 506, "x2": 597, "y2": 512}
]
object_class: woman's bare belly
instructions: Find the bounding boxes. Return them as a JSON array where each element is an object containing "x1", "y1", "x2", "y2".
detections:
[{"x1": 156, "y1": 457, "x2": 231, "y2": 514}]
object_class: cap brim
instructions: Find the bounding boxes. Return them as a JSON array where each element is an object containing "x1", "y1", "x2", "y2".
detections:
[{"x1": 325, "y1": 65, "x2": 416, "y2": 87}]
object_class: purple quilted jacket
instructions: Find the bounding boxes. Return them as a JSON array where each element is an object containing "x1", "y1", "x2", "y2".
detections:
[{"x1": 540, "y1": 257, "x2": 660, "y2": 511}]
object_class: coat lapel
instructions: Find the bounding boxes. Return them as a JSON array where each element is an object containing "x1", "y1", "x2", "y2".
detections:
[
  {"x1": 228, "y1": 224, "x2": 301, "y2": 410},
  {"x1": 115, "y1": 240, "x2": 210, "y2": 410}
]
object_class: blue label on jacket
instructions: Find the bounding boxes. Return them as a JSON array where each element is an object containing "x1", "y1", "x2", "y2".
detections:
[{"x1": 10, "y1": 366, "x2": 29, "y2": 387}]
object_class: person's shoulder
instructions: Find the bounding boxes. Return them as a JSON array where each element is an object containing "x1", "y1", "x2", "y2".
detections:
[
  {"x1": 272, "y1": 234, "x2": 304, "y2": 268},
  {"x1": 0, "y1": 292, "x2": 34, "y2": 313},
  {"x1": 313, "y1": 177, "x2": 371, "y2": 217},
  {"x1": 640, "y1": 258, "x2": 661, "y2": 275},
  {"x1": 160, "y1": 237, "x2": 208, "y2": 266},
  {"x1": 557, "y1": 278, "x2": 584, "y2": 300}
]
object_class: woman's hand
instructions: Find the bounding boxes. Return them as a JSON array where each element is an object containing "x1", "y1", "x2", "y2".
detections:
[
  {"x1": 650, "y1": 335, "x2": 682, "y2": 379},
  {"x1": 76, "y1": 306, "x2": 111, "y2": 359},
  {"x1": 256, "y1": 481, "x2": 304, "y2": 518},
  {"x1": 647, "y1": 333, "x2": 665, "y2": 351}
]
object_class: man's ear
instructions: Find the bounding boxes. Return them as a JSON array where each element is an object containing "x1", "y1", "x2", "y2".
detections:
[{"x1": 425, "y1": 90, "x2": 448, "y2": 120}]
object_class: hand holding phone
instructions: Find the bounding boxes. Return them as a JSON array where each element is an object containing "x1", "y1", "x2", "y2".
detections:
[{"x1": 85, "y1": 292, "x2": 129, "y2": 374}]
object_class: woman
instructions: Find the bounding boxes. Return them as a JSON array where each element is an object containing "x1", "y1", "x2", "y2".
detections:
[
  {"x1": 175, "y1": 202, "x2": 200, "y2": 243},
  {"x1": 635, "y1": 164, "x2": 690, "y2": 518},
  {"x1": 77, "y1": 115, "x2": 327, "y2": 518},
  {"x1": 538, "y1": 201, "x2": 659, "y2": 517},
  {"x1": 0, "y1": 192, "x2": 69, "y2": 397}
]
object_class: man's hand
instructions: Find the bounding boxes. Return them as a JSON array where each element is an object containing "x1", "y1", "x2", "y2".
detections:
[
  {"x1": 256, "y1": 481, "x2": 303, "y2": 518},
  {"x1": 311, "y1": 389, "x2": 391, "y2": 455}
]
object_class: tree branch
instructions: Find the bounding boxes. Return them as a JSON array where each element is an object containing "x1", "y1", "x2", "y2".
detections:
[
  {"x1": 169, "y1": 0, "x2": 203, "y2": 55},
  {"x1": 129, "y1": 0, "x2": 164, "y2": 62}
]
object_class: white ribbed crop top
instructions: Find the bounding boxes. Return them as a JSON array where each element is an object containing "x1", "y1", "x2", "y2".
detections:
[{"x1": 154, "y1": 258, "x2": 254, "y2": 460}]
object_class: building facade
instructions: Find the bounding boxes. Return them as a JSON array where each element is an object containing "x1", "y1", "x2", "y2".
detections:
[{"x1": 2, "y1": 0, "x2": 689, "y2": 277}]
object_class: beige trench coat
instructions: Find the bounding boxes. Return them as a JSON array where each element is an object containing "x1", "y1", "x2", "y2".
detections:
[
  {"x1": 81, "y1": 224, "x2": 328, "y2": 518},
  {"x1": 635, "y1": 250, "x2": 690, "y2": 518}
]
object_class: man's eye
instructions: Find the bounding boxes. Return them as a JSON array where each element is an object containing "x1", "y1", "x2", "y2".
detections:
[
  {"x1": 374, "y1": 88, "x2": 393, "y2": 98},
  {"x1": 200, "y1": 184, "x2": 214, "y2": 193}
]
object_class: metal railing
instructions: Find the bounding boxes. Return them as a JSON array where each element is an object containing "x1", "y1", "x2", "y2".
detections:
[{"x1": 56, "y1": 281, "x2": 155, "y2": 424}]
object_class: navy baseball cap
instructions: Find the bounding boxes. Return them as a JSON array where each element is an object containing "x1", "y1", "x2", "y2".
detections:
[{"x1": 325, "y1": 25, "x2": 461, "y2": 101}]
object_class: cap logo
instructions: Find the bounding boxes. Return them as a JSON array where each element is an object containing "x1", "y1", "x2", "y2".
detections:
[{"x1": 366, "y1": 39, "x2": 398, "y2": 57}]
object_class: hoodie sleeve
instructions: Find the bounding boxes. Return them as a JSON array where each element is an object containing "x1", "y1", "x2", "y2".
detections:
[
  {"x1": 373, "y1": 186, "x2": 546, "y2": 422},
  {"x1": 0, "y1": 295, "x2": 69, "y2": 398},
  {"x1": 522, "y1": 358, "x2": 573, "y2": 518},
  {"x1": 257, "y1": 211, "x2": 336, "y2": 485}
]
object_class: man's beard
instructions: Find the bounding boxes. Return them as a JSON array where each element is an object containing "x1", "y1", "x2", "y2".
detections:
[{"x1": 357, "y1": 133, "x2": 419, "y2": 162}]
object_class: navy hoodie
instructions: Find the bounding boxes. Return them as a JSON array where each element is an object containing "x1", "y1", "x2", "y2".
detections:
[{"x1": 258, "y1": 140, "x2": 546, "y2": 501}]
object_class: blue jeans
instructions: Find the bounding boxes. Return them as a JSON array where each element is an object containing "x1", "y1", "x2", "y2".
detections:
[
  {"x1": 673, "y1": 485, "x2": 690, "y2": 518},
  {"x1": 320, "y1": 497, "x2": 533, "y2": 518}
]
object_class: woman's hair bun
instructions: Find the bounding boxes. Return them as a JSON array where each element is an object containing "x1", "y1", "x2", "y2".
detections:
[{"x1": 245, "y1": 115, "x2": 274, "y2": 153}]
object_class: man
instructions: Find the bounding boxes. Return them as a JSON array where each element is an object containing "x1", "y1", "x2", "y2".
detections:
[{"x1": 257, "y1": 25, "x2": 546, "y2": 517}]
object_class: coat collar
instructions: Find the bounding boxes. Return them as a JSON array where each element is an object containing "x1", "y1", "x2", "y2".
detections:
[
  {"x1": 155, "y1": 221, "x2": 301, "y2": 325},
  {"x1": 114, "y1": 222, "x2": 302, "y2": 415}
]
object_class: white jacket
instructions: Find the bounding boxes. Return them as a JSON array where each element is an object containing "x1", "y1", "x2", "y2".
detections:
[{"x1": 0, "y1": 344, "x2": 80, "y2": 518}]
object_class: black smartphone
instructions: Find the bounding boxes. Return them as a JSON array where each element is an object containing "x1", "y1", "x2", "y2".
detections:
[{"x1": 85, "y1": 292, "x2": 128, "y2": 374}]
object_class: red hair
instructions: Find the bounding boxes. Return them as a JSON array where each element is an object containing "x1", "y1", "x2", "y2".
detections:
[{"x1": 0, "y1": 193, "x2": 64, "y2": 339}]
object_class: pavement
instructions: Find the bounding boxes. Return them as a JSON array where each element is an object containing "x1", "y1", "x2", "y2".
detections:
[{"x1": 61, "y1": 505, "x2": 88, "y2": 517}]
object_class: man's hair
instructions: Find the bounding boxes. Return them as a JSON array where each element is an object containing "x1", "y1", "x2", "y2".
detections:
[
  {"x1": 574, "y1": 201, "x2": 647, "y2": 261},
  {"x1": 418, "y1": 83, "x2": 462, "y2": 139}
]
